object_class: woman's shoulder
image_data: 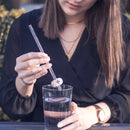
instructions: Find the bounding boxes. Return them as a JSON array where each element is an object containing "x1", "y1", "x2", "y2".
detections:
[
  {"x1": 11, "y1": 8, "x2": 43, "y2": 29},
  {"x1": 9, "y1": 8, "x2": 43, "y2": 37},
  {"x1": 18, "y1": 8, "x2": 43, "y2": 24}
]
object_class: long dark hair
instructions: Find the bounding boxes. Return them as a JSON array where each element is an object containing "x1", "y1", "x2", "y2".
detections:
[{"x1": 39, "y1": 0, "x2": 125, "y2": 88}]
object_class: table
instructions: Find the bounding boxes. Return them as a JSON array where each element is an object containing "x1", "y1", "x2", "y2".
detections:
[{"x1": 0, "y1": 122, "x2": 130, "y2": 130}]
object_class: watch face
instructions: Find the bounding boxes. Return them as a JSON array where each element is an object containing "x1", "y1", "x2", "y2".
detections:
[{"x1": 99, "y1": 110, "x2": 105, "y2": 122}]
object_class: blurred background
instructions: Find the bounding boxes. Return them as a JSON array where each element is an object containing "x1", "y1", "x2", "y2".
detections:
[
  {"x1": 0, "y1": 0, "x2": 45, "y2": 12},
  {"x1": 0, "y1": 0, "x2": 45, "y2": 122},
  {"x1": 0, "y1": 0, "x2": 130, "y2": 122},
  {"x1": 20, "y1": 0, "x2": 45, "y2": 12}
]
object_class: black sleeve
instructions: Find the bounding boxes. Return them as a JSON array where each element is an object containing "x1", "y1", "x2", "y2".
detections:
[
  {"x1": 103, "y1": 16, "x2": 130, "y2": 123},
  {"x1": 0, "y1": 15, "x2": 37, "y2": 120}
]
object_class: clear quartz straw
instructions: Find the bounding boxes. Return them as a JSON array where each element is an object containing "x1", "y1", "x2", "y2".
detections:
[{"x1": 28, "y1": 25, "x2": 62, "y2": 90}]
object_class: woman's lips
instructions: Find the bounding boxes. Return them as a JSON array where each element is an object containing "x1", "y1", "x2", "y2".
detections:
[{"x1": 67, "y1": 2, "x2": 81, "y2": 9}]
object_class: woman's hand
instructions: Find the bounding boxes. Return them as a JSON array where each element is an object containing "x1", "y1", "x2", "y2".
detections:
[
  {"x1": 15, "y1": 52, "x2": 52, "y2": 97},
  {"x1": 57, "y1": 102, "x2": 98, "y2": 130}
]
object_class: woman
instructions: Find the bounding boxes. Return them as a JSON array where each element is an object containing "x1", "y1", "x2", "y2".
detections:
[{"x1": 0, "y1": 0, "x2": 130, "y2": 129}]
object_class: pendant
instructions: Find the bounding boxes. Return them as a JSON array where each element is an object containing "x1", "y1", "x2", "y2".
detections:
[{"x1": 67, "y1": 55, "x2": 71, "y2": 61}]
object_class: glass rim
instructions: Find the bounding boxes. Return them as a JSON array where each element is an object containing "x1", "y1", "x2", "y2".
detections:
[{"x1": 42, "y1": 84, "x2": 73, "y2": 91}]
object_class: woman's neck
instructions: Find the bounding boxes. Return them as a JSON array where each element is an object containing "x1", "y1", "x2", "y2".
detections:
[
  {"x1": 59, "y1": 22, "x2": 86, "y2": 61},
  {"x1": 65, "y1": 14, "x2": 85, "y2": 25}
]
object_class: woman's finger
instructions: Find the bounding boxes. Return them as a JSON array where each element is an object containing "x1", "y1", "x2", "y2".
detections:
[
  {"x1": 57, "y1": 113, "x2": 79, "y2": 129},
  {"x1": 18, "y1": 65, "x2": 42, "y2": 78},
  {"x1": 16, "y1": 52, "x2": 48, "y2": 62},
  {"x1": 23, "y1": 69, "x2": 48, "y2": 83},
  {"x1": 20, "y1": 63, "x2": 52, "y2": 79},
  {"x1": 20, "y1": 63, "x2": 52, "y2": 83},
  {"x1": 15, "y1": 57, "x2": 50, "y2": 71},
  {"x1": 60, "y1": 121, "x2": 81, "y2": 130}
]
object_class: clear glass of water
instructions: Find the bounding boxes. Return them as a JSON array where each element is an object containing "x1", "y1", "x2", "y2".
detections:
[{"x1": 42, "y1": 84, "x2": 73, "y2": 130}]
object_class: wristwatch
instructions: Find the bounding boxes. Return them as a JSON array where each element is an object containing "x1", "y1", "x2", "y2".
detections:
[{"x1": 93, "y1": 104, "x2": 105, "y2": 123}]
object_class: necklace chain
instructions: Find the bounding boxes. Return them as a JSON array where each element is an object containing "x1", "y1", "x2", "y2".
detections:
[
  {"x1": 60, "y1": 24, "x2": 85, "y2": 43},
  {"x1": 60, "y1": 31, "x2": 82, "y2": 43},
  {"x1": 67, "y1": 19, "x2": 84, "y2": 25},
  {"x1": 60, "y1": 25, "x2": 85, "y2": 61},
  {"x1": 61, "y1": 40, "x2": 76, "y2": 61}
]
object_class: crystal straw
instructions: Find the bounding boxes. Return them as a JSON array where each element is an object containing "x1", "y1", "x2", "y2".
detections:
[{"x1": 28, "y1": 25, "x2": 62, "y2": 90}]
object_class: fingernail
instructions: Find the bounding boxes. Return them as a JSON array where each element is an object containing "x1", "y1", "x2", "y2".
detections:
[
  {"x1": 57, "y1": 122, "x2": 63, "y2": 128},
  {"x1": 41, "y1": 53, "x2": 48, "y2": 57},
  {"x1": 45, "y1": 63, "x2": 52, "y2": 68},
  {"x1": 42, "y1": 70, "x2": 47, "y2": 74},
  {"x1": 43, "y1": 58, "x2": 50, "y2": 62}
]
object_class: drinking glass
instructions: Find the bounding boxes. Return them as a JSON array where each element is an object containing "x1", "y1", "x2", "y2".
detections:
[{"x1": 42, "y1": 84, "x2": 73, "y2": 130}]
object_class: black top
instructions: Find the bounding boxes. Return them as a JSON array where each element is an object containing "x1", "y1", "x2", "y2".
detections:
[{"x1": 0, "y1": 8, "x2": 130, "y2": 123}]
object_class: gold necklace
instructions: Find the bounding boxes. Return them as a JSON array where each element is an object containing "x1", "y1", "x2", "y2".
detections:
[
  {"x1": 61, "y1": 40, "x2": 77, "y2": 61},
  {"x1": 60, "y1": 32, "x2": 81, "y2": 43},
  {"x1": 60, "y1": 25, "x2": 85, "y2": 61},
  {"x1": 67, "y1": 19, "x2": 84, "y2": 25},
  {"x1": 60, "y1": 24, "x2": 85, "y2": 43}
]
